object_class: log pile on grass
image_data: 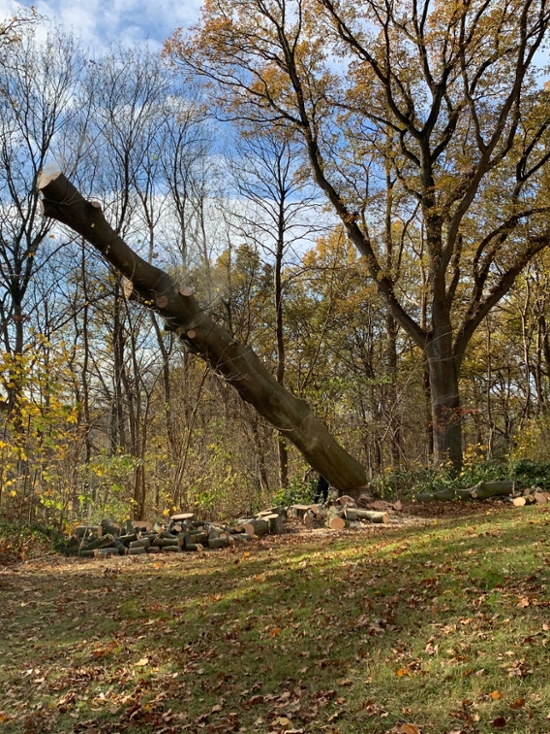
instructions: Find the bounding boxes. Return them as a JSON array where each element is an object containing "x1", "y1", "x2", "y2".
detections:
[
  {"x1": 62, "y1": 495, "x2": 405, "y2": 559},
  {"x1": 288, "y1": 493, "x2": 400, "y2": 530},
  {"x1": 416, "y1": 479, "x2": 550, "y2": 505},
  {"x1": 62, "y1": 508, "x2": 287, "y2": 558}
]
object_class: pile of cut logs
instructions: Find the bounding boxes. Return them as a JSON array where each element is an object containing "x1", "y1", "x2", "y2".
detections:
[
  {"x1": 416, "y1": 479, "x2": 550, "y2": 505},
  {"x1": 62, "y1": 507, "x2": 287, "y2": 559},
  {"x1": 288, "y1": 494, "x2": 401, "y2": 529}
]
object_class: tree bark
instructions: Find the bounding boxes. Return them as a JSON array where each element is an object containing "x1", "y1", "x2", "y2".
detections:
[
  {"x1": 425, "y1": 321, "x2": 462, "y2": 468},
  {"x1": 38, "y1": 171, "x2": 368, "y2": 493}
]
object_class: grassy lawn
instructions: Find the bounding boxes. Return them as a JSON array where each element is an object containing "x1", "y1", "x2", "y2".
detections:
[{"x1": 1, "y1": 506, "x2": 550, "y2": 734}]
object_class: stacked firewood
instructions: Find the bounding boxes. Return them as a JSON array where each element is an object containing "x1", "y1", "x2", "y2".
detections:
[
  {"x1": 288, "y1": 494, "x2": 400, "y2": 529},
  {"x1": 62, "y1": 508, "x2": 287, "y2": 559}
]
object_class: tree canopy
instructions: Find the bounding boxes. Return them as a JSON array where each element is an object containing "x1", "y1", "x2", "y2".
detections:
[{"x1": 167, "y1": 0, "x2": 550, "y2": 466}]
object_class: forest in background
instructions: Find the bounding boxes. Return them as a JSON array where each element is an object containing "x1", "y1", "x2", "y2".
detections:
[{"x1": 3, "y1": 8, "x2": 550, "y2": 529}]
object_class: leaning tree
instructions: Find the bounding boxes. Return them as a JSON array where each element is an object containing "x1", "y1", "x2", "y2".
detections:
[{"x1": 38, "y1": 171, "x2": 368, "y2": 492}]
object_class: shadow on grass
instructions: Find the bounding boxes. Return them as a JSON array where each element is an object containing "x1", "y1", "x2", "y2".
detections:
[{"x1": 1, "y1": 507, "x2": 550, "y2": 734}]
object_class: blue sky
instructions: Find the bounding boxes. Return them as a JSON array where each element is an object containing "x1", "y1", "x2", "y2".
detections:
[{"x1": 0, "y1": 0, "x2": 201, "y2": 49}]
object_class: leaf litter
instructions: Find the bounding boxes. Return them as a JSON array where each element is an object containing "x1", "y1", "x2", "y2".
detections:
[{"x1": 1, "y1": 506, "x2": 550, "y2": 732}]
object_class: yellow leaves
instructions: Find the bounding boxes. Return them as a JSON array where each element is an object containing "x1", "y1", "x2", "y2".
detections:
[
  {"x1": 270, "y1": 627, "x2": 281, "y2": 638},
  {"x1": 134, "y1": 657, "x2": 149, "y2": 667},
  {"x1": 491, "y1": 690, "x2": 501, "y2": 700},
  {"x1": 396, "y1": 667, "x2": 410, "y2": 677}
]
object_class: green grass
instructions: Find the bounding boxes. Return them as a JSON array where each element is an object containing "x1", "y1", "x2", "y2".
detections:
[{"x1": 1, "y1": 507, "x2": 550, "y2": 733}]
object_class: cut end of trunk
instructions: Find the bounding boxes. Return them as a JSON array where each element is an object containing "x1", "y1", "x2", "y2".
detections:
[
  {"x1": 327, "y1": 516, "x2": 348, "y2": 530},
  {"x1": 37, "y1": 168, "x2": 62, "y2": 190}
]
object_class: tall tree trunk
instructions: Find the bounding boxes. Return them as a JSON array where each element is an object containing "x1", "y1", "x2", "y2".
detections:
[
  {"x1": 111, "y1": 279, "x2": 128, "y2": 453},
  {"x1": 38, "y1": 172, "x2": 368, "y2": 493},
  {"x1": 385, "y1": 313, "x2": 401, "y2": 466},
  {"x1": 425, "y1": 321, "x2": 462, "y2": 468},
  {"x1": 275, "y1": 231, "x2": 288, "y2": 488}
]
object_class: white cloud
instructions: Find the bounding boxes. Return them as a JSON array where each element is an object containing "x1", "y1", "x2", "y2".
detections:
[{"x1": 0, "y1": 0, "x2": 202, "y2": 50}]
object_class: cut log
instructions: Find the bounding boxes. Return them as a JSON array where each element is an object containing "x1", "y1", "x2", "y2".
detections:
[
  {"x1": 470, "y1": 480, "x2": 515, "y2": 499},
  {"x1": 184, "y1": 534, "x2": 200, "y2": 550},
  {"x1": 160, "y1": 530, "x2": 177, "y2": 540},
  {"x1": 241, "y1": 518, "x2": 269, "y2": 537},
  {"x1": 188, "y1": 530, "x2": 208, "y2": 545},
  {"x1": 118, "y1": 533, "x2": 138, "y2": 546},
  {"x1": 156, "y1": 538, "x2": 180, "y2": 548},
  {"x1": 113, "y1": 539, "x2": 126, "y2": 555},
  {"x1": 354, "y1": 510, "x2": 390, "y2": 523},
  {"x1": 431, "y1": 487, "x2": 471, "y2": 501},
  {"x1": 208, "y1": 537, "x2": 229, "y2": 550},
  {"x1": 534, "y1": 492, "x2": 549, "y2": 505},
  {"x1": 264, "y1": 513, "x2": 285, "y2": 534},
  {"x1": 162, "y1": 545, "x2": 180, "y2": 552},
  {"x1": 417, "y1": 480, "x2": 514, "y2": 502},
  {"x1": 100, "y1": 519, "x2": 121, "y2": 536},
  {"x1": 146, "y1": 546, "x2": 161, "y2": 553},
  {"x1": 326, "y1": 515, "x2": 349, "y2": 530},
  {"x1": 129, "y1": 538, "x2": 151, "y2": 549},
  {"x1": 171, "y1": 513, "x2": 194, "y2": 522},
  {"x1": 127, "y1": 546, "x2": 147, "y2": 555},
  {"x1": 344, "y1": 508, "x2": 359, "y2": 521},
  {"x1": 512, "y1": 496, "x2": 526, "y2": 507},
  {"x1": 80, "y1": 534, "x2": 115, "y2": 553},
  {"x1": 303, "y1": 510, "x2": 316, "y2": 528}
]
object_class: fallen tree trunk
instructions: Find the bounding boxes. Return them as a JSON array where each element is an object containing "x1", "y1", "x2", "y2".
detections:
[
  {"x1": 416, "y1": 480, "x2": 515, "y2": 502},
  {"x1": 37, "y1": 171, "x2": 367, "y2": 494},
  {"x1": 470, "y1": 480, "x2": 515, "y2": 499}
]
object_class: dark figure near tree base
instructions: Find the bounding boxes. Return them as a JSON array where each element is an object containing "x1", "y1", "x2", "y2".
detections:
[{"x1": 314, "y1": 475, "x2": 329, "y2": 504}]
